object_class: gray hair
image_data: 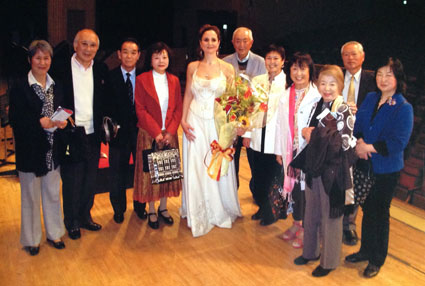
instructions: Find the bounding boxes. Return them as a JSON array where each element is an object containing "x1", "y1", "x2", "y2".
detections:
[
  {"x1": 341, "y1": 41, "x2": 364, "y2": 54},
  {"x1": 232, "y1": 27, "x2": 253, "y2": 41},
  {"x1": 28, "y1": 40, "x2": 53, "y2": 59},
  {"x1": 73, "y1": 29, "x2": 100, "y2": 46}
]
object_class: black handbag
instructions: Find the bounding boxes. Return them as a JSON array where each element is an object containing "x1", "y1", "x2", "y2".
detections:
[
  {"x1": 353, "y1": 159, "x2": 375, "y2": 205},
  {"x1": 62, "y1": 124, "x2": 88, "y2": 163},
  {"x1": 268, "y1": 166, "x2": 287, "y2": 221}
]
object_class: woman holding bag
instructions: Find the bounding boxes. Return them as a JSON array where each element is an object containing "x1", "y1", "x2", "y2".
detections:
[
  {"x1": 345, "y1": 57, "x2": 413, "y2": 278},
  {"x1": 293, "y1": 65, "x2": 356, "y2": 277},
  {"x1": 133, "y1": 42, "x2": 182, "y2": 229}
]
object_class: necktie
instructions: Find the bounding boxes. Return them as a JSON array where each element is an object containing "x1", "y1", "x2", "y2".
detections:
[
  {"x1": 126, "y1": 72, "x2": 133, "y2": 105},
  {"x1": 347, "y1": 75, "x2": 355, "y2": 103}
]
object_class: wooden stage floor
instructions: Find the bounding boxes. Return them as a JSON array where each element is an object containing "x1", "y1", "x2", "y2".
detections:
[{"x1": 0, "y1": 140, "x2": 425, "y2": 285}]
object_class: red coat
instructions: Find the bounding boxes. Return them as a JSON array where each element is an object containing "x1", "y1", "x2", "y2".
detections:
[{"x1": 134, "y1": 70, "x2": 183, "y2": 138}]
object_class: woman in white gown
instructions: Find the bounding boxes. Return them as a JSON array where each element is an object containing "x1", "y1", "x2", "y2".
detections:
[{"x1": 180, "y1": 24, "x2": 242, "y2": 237}]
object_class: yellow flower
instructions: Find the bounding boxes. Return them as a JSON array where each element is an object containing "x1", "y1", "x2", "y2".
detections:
[{"x1": 238, "y1": 116, "x2": 250, "y2": 128}]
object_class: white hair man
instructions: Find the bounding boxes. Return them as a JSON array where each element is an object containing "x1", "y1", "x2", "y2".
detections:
[
  {"x1": 340, "y1": 40, "x2": 375, "y2": 246},
  {"x1": 52, "y1": 29, "x2": 110, "y2": 240},
  {"x1": 223, "y1": 27, "x2": 266, "y2": 206}
]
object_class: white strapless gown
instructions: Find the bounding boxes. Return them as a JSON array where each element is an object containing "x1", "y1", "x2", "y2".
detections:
[{"x1": 180, "y1": 71, "x2": 241, "y2": 237}]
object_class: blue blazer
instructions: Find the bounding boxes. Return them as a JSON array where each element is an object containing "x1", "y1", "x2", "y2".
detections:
[{"x1": 354, "y1": 91, "x2": 413, "y2": 174}]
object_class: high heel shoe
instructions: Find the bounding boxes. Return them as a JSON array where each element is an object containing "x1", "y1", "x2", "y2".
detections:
[
  {"x1": 158, "y1": 207, "x2": 174, "y2": 225},
  {"x1": 148, "y1": 213, "x2": 159, "y2": 229}
]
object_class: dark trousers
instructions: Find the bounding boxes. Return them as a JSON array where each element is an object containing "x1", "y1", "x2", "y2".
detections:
[
  {"x1": 251, "y1": 150, "x2": 279, "y2": 220},
  {"x1": 291, "y1": 182, "x2": 305, "y2": 221},
  {"x1": 360, "y1": 172, "x2": 399, "y2": 266},
  {"x1": 108, "y1": 129, "x2": 137, "y2": 215},
  {"x1": 61, "y1": 134, "x2": 100, "y2": 230},
  {"x1": 343, "y1": 205, "x2": 359, "y2": 231},
  {"x1": 234, "y1": 136, "x2": 255, "y2": 190}
]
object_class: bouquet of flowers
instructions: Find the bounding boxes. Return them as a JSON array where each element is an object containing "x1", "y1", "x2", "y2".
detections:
[{"x1": 207, "y1": 74, "x2": 269, "y2": 181}]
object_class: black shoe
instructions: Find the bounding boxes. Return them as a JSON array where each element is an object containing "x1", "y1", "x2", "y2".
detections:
[
  {"x1": 136, "y1": 209, "x2": 147, "y2": 220},
  {"x1": 345, "y1": 252, "x2": 368, "y2": 263},
  {"x1": 25, "y1": 246, "x2": 40, "y2": 256},
  {"x1": 81, "y1": 221, "x2": 102, "y2": 231},
  {"x1": 363, "y1": 263, "x2": 380, "y2": 278},
  {"x1": 158, "y1": 207, "x2": 174, "y2": 225},
  {"x1": 68, "y1": 228, "x2": 81, "y2": 240},
  {"x1": 343, "y1": 229, "x2": 359, "y2": 246},
  {"x1": 148, "y1": 213, "x2": 159, "y2": 229},
  {"x1": 47, "y1": 239, "x2": 65, "y2": 249},
  {"x1": 134, "y1": 201, "x2": 147, "y2": 220},
  {"x1": 312, "y1": 265, "x2": 333, "y2": 277},
  {"x1": 251, "y1": 209, "x2": 262, "y2": 220},
  {"x1": 113, "y1": 213, "x2": 124, "y2": 224},
  {"x1": 294, "y1": 255, "x2": 320, "y2": 265},
  {"x1": 260, "y1": 218, "x2": 276, "y2": 226}
]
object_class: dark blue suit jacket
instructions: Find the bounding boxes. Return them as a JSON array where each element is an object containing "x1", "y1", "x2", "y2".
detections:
[{"x1": 107, "y1": 67, "x2": 142, "y2": 147}]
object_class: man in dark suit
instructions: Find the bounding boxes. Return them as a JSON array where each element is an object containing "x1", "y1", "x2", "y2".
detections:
[
  {"x1": 108, "y1": 38, "x2": 146, "y2": 223},
  {"x1": 341, "y1": 41, "x2": 376, "y2": 245},
  {"x1": 53, "y1": 29, "x2": 109, "y2": 240}
]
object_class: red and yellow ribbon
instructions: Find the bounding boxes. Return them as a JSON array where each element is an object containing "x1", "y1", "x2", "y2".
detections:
[{"x1": 207, "y1": 140, "x2": 235, "y2": 181}]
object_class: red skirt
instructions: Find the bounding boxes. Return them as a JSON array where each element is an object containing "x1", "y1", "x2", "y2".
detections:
[{"x1": 133, "y1": 128, "x2": 181, "y2": 203}]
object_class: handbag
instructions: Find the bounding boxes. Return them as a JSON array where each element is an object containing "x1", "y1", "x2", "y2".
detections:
[
  {"x1": 143, "y1": 140, "x2": 183, "y2": 184},
  {"x1": 268, "y1": 166, "x2": 288, "y2": 220},
  {"x1": 101, "y1": 116, "x2": 119, "y2": 144},
  {"x1": 61, "y1": 117, "x2": 88, "y2": 163},
  {"x1": 353, "y1": 159, "x2": 375, "y2": 205}
]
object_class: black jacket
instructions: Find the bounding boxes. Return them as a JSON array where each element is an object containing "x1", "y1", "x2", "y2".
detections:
[
  {"x1": 9, "y1": 78, "x2": 64, "y2": 176},
  {"x1": 291, "y1": 98, "x2": 356, "y2": 218},
  {"x1": 107, "y1": 67, "x2": 142, "y2": 147},
  {"x1": 50, "y1": 58, "x2": 110, "y2": 143},
  {"x1": 50, "y1": 57, "x2": 110, "y2": 162}
]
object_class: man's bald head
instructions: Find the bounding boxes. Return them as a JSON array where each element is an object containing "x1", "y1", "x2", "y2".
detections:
[{"x1": 73, "y1": 29, "x2": 100, "y2": 68}]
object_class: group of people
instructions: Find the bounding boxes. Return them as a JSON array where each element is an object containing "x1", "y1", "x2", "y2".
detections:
[{"x1": 9, "y1": 25, "x2": 413, "y2": 280}]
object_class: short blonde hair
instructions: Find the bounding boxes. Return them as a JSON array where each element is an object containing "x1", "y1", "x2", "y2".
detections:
[{"x1": 318, "y1": 65, "x2": 344, "y2": 94}]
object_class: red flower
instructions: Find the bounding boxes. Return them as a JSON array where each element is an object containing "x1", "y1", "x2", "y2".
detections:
[
  {"x1": 259, "y1": 102, "x2": 268, "y2": 112},
  {"x1": 228, "y1": 96, "x2": 236, "y2": 103},
  {"x1": 243, "y1": 88, "x2": 252, "y2": 99},
  {"x1": 229, "y1": 114, "x2": 237, "y2": 122}
]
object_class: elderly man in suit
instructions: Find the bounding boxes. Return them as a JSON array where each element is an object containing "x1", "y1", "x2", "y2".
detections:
[
  {"x1": 108, "y1": 38, "x2": 147, "y2": 223},
  {"x1": 341, "y1": 41, "x2": 375, "y2": 245},
  {"x1": 223, "y1": 27, "x2": 266, "y2": 192},
  {"x1": 53, "y1": 29, "x2": 109, "y2": 240}
]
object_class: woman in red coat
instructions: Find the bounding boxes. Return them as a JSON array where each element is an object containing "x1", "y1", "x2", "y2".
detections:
[{"x1": 133, "y1": 42, "x2": 183, "y2": 229}]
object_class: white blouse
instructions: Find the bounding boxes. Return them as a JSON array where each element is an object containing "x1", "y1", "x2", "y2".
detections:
[{"x1": 152, "y1": 70, "x2": 169, "y2": 129}]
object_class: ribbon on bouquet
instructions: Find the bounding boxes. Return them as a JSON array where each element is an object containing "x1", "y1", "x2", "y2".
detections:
[{"x1": 207, "y1": 140, "x2": 235, "y2": 181}]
